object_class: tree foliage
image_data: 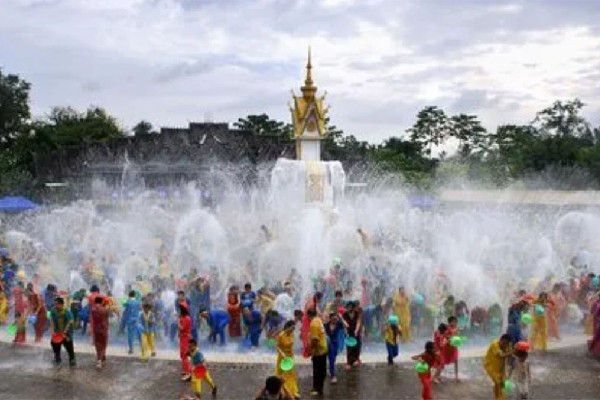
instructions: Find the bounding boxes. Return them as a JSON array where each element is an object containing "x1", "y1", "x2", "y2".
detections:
[
  {"x1": 133, "y1": 120, "x2": 155, "y2": 136},
  {"x1": 0, "y1": 68, "x2": 31, "y2": 147},
  {"x1": 233, "y1": 113, "x2": 293, "y2": 137}
]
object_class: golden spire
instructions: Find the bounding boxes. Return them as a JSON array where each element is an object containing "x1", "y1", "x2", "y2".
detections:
[
  {"x1": 301, "y1": 46, "x2": 317, "y2": 98},
  {"x1": 305, "y1": 46, "x2": 313, "y2": 87}
]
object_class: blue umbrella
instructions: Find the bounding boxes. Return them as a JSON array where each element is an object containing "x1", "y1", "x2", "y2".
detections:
[{"x1": 0, "y1": 196, "x2": 38, "y2": 213}]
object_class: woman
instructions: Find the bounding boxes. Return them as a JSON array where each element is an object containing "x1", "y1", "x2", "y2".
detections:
[
  {"x1": 530, "y1": 292, "x2": 553, "y2": 352},
  {"x1": 342, "y1": 301, "x2": 362, "y2": 370},
  {"x1": 548, "y1": 284, "x2": 564, "y2": 340},
  {"x1": 227, "y1": 286, "x2": 242, "y2": 337},
  {"x1": 27, "y1": 285, "x2": 47, "y2": 342},
  {"x1": 393, "y1": 287, "x2": 412, "y2": 342},
  {"x1": 300, "y1": 292, "x2": 323, "y2": 358},
  {"x1": 325, "y1": 312, "x2": 346, "y2": 383},
  {"x1": 587, "y1": 292, "x2": 600, "y2": 357},
  {"x1": 275, "y1": 321, "x2": 300, "y2": 399}
]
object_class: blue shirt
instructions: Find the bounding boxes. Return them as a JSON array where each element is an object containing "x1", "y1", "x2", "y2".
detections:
[
  {"x1": 190, "y1": 350, "x2": 205, "y2": 366},
  {"x1": 208, "y1": 310, "x2": 230, "y2": 329},
  {"x1": 123, "y1": 298, "x2": 141, "y2": 324}
]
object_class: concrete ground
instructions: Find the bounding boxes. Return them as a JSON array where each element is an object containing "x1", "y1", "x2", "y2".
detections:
[{"x1": 0, "y1": 340, "x2": 599, "y2": 400}]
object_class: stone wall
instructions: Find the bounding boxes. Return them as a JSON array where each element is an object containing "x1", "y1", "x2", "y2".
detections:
[{"x1": 35, "y1": 122, "x2": 295, "y2": 199}]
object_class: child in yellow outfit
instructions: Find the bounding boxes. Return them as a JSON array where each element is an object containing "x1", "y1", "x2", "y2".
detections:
[
  {"x1": 275, "y1": 321, "x2": 300, "y2": 399},
  {"x1": 530, "y1": 293, "x2": 550, "y2": 352},
  {"x1": 384, "y1": 315, "x2": 401, "y2": 365},
  {"x1": 483, "y1": 334, "x2": 512, "y2": 400},
  {"x1": 0, "y1": 290, "x2": 8, "y2": 324},
  {"x1": 139, "y1": 303, "x2": 156, "y2": 360},
  {"x1": 187, "y1": 339, "x2": 217, "y2": 399}
]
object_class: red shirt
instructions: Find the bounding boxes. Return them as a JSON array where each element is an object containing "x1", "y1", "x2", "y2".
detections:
[
  {"x1": 179, "y1": 315, "x2": 191, "y2": 338},
  {"x1": 91, "y1": 304, "x2": 109, "y2": 336}
]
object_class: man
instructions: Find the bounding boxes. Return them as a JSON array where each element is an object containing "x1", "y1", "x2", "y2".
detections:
[
  {"x1": 120, "y1": 290, "x2": 141, "y2": 354},
  {"x1": 91, "y1": 296, "x2": 109, "y2": 368},
  {"x1": 199, "y1": 308, "x2": 230, "y2": 346},
  {"x1": 308, "y1": 308, "x2": 328, "y2": 397},
  {"x1": 49, "y1": 297, "x2": 76, "y2": 366},
  {"x1": 274, "y1": 282, "x2": 294, "y2": 321},
  {"x1": 243, "y1": 306, "x2": 263, "y2": 348},
  {"x1": 484, "y1": 334, "x2": 513, "y2": 400}
]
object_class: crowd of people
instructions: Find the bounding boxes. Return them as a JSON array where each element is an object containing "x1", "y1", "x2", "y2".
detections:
[{"x1": 1, "y1": 237, "x2": 600, "y2": 400}]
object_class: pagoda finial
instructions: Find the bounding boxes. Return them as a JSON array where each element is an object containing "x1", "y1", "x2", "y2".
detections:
[
  {"x1": 301, "y1": 46, "x2": 317, "y2": 98},
  {"x1": 304, "y1": 46, "x2": 314, "y2": 87}
]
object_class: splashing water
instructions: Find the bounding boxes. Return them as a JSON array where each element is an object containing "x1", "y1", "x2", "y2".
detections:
[{"x1": 1, "y1": 159, "x2": 598, "y2": 314}]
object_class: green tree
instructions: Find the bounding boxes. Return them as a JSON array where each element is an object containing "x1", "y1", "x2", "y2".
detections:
[
  {"x1": 38, "y1": 106, "x2": 124, "y2": 146},
  {"x1": 133, "y1": 120, "x2": 154, "y2": 136},
  {"x1": 233, "y1": 114, "x2": 292, "y2": 137},
  {"x1": 0, "y1": 68, "x2": 31, "y2": 147},
  {"x1": 533, "y1": 99, "x2": 591, "y2": 138},
  {"x1": 407, "y1": 106, "x2": 450, "y2": 157},
  {"x1": 449, "y1": 113, "x2": 487, "y2": 158}
]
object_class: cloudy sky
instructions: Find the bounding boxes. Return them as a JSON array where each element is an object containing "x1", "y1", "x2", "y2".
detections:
[{"x1": 1, "y1": 0, "x2": 599, "y2": 143}]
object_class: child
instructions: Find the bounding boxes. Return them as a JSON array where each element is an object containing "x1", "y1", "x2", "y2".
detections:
[
  {"x1": 187, "y1": 338, "x2": 217, "y2": 399},
  {"x1": 13, "y1": 311, "x2": 26, "y2": 345},
  {"x1": 384, "y1": 315, "x2": 401, "y2": 365},
  {"x1": 254, "y1": 376, "x2": 294, "y2": 400},
  {"x1": 508, "y1": 344, "x2": 531, "y2": 400},
  {"x1": 484, "y1": 334, "x2": 512, "y2": 400},
  {"x1": 443, "y1": 316, "x2": 460, "y2": 381},
  {"x1": 325, "y1": 312, "x2": 345, "y2": 383},
  {"x1": 432, "y1": 323, "x2": 448, "y2": 383},
  {"x1": 139, "y1": 302, "x2": 156, "y2": 360},
  {"x1": 411, "y1": 341, "x2": 441, "y2": 400},
  {"x1": 179, "y1": 305, "x2": 193, "y2": 381}
]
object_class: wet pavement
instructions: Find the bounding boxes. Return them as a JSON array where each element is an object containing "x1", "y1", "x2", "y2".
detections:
[{"x1": 1, "y1": 343, "x2": 599, "y2": 400}]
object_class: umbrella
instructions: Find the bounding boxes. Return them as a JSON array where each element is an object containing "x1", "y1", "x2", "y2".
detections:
[{"x1": 0, "y1": 196, "x2": 39, "y2": 213}]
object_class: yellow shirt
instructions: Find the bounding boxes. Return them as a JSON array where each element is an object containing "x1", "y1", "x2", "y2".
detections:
[
  {"x1": 277, "y1": 331, "x2": 294, "y2": 358},
  {"x1": 384, "y1": 326, "x2": 400, "y2": 345},
  {"x1": 309, "y1": 317, "x2": 328, "y2": 356},
  {"x1": 483, "y1": 339, "x2": 509, "y2": 383}
]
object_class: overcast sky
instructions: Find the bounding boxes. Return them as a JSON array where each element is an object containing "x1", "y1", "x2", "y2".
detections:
[{"x1": 1, "y1": 0, "x2": 599, "y2": 143}]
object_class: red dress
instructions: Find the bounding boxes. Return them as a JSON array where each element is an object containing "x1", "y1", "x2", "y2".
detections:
[
  {"x1": 227, "y1": 292, "x2": 241, "y2": 337},
  {"x1": 442, "y1": 326, "x2": 459, "y2": 365},
  {"x1": 433, "y1": 329, "x2": 446, "y2": 367},
  {"x1": 28, "y1": 293, "x2": 47, "y2": 342},
  {"x1": 418, "y1": 352, "x2": 439, "y2": 400}
]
